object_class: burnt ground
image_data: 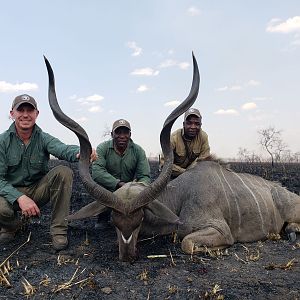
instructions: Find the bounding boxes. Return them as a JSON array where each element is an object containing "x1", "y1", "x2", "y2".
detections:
[{"x1": 0, "y1": 160, "x2": 300, "y2": 300}]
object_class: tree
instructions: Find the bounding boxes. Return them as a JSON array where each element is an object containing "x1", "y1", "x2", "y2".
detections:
[
  {"x1": 257, "y1": 126, "x2": 287, "y2": 166},
  {"x1": 102, "y1": 124, "x2": 111, "y2": 140},
  {"x1": 237, "y1": 147, "x2": 261, "y2": 163}
]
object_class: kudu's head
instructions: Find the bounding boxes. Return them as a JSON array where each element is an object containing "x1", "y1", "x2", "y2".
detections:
[{"x1": 44, "y1": 54, "x2": 200, "y2": 262}]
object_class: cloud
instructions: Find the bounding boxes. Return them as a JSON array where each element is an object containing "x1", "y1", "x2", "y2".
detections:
[
  {"x1": 69, "y1": 94, "x2": 77, "y2": 100},
  {"x1": 214, "y1": 109, "x2": 239, "y2": 115},
  {"x1": 187, "y1": 6, "x2": 201, "y2": 16},
  {"x1": 266, "y1": 16, "x2": 300, "y2": 33},
  {"x1": 216, "y1": 86, "x2": 228, "y2": 92},
  {"x1": 217, "y1": 80, "x2": 260, "y2": 92},
  {"x1": 178, "y1": 62, "x2": 190, "y2": 70},
  {"x1": 126, "y1": 41, "x2": 142, "y2": 56},
  {"x1": 76, "y1": 94, "x2": 104, "y2": 105},
  {"x1": 159, "y1": 59, "x2": 177, "y2": 68},
  {"x1": 242, "y1": 102, "x2": 257, "y2": 110},
  {"x1": 216, "y1": 85, "x2": 242, "y2": 92},
  {"x1": 86, "y1": 94, "x2": 104, "y2": 102},
  {"x1": 88, "y1": 106, "x2": 102, "y2": 113},
  {"x1": 130, "y1": 68, "x2": 159, "y2": 76},
  {"x1": 230, "y1": 85, "x2": 242, "y2": 91},
  {"x1": 158, "y1": 59, "x2": 190, "y2": 70},
  {"x1": 0, "y1": 81, "x2": 38, "y2": 93},
  {"x1": 136, "y1": 85, "x2": 149, "y2": 93},
  {"x1": 247, "y1": 80, "x2": 260, "y2": 86},
  {"x1": 164, "y1": 100, "x2": 181, "y2": 107}
]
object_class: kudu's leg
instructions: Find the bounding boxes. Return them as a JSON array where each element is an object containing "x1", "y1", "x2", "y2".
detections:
[
  {"x1": 271, "y1": 186, "x2": 300, "y2": 242},
  {"x1": 181, "y1": 221, "x2": 234, "y2": 254},
  {"x1": 285, "y1": 222, "x2": 300, "y2": 243}
]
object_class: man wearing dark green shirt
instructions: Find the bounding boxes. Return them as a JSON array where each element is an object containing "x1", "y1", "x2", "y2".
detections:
[
  {"x1": 92, "y1": 119, "x2": 151, "y2": 192},
  {"x1": 0, "y1": 94, "x2": 96, "y2": 250}
]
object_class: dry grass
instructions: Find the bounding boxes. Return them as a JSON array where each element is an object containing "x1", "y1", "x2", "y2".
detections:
[
  {"x1": 53, "y1": 267, "x2": 92, "y2": 293},
  {"x1": 267, "y1": 233, "x2": 281, "y2": 241},
  {"x1": 138, "y1": 269, "x2": 149, "y2": 281},
  {"x1": 204, "y1": 284, "x2": 224, "y2": 300},
  {"x1": 168, "y1": 284, "x2": 179, "y2": 294},
  {"x1": 265, "y1": 258, "x2": 297, "y2": 270},
  {"x1": 0, "y1": 232, "x2": 32, "y2": 288},
  {"x1": 22, "y1": 277, "x2": 36, "y2": 298}
]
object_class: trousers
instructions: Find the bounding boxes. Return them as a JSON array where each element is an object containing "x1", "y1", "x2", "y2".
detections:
[{"x1": 0, "y1": 165, "x2": 73, "y2": 236}]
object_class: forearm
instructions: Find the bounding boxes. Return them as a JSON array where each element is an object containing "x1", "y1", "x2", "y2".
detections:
[
  {"x1": 0, "y1": 179, "x2": 23, "y2": 204},
  {"x1": 92, "y1": 166, "x2": 119, "y2": 192},
  {"x1": 171, "y1": 164, "x2": 186, "y2": 177}
]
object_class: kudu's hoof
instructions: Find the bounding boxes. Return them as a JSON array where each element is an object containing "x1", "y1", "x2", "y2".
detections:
[{"x1": 287, "y1": 232, "x2": 297, "y2": 243}]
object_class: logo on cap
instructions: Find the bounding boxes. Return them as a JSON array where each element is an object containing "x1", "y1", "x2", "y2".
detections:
[
  {"x1": 119, "y1": 120, "x2": 126, "y2": 125},
  {"x1": 21, "y1": 95, "x2": 30, "y2": 101}
]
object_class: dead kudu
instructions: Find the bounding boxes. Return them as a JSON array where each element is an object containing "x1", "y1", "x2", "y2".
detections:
[{"x1": 44, "y1": 56, "x2": 300, "y2": 262}]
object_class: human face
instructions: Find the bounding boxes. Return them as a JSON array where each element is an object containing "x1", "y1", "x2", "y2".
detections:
[
  {"x1": 183, "y1": 115, "x2": 201, "y2": 139},
  {"x1": 112, "y1": 127, "x2": 131, "y2": 151},
  {"x1": 10, "y1": 104, "x2": 39, "y2": 132}
]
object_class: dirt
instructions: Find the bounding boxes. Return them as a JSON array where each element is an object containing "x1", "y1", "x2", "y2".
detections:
[{"x1": 1, "y1": 161, "x2": 300, "y2": 300}]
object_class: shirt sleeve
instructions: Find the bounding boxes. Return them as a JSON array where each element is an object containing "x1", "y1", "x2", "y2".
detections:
[
  {"x1": 135, "y1": 146, "x2": 151, "y2": 184},
  {"x1": 43, "y1": 133, "x2": 80, "y2": 162},
  {"x1": 0, "y1": 143, "x2": 23, "y2": 204},
  {"x1": 198, "y1": 131, "x2": 210, "y2": 159},
  {"x1": 170, "y1": 132, "x2": 186, "y2": 177},
  {"x1": 159, "y1": 133, "x2": 187, "y2": 178},
  {"x1": 91, "y1": 143, "x2": 119, "y2": 192}
]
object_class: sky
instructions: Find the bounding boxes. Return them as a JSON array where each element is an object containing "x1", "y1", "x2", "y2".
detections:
[{"x1": 1, "y1": 1, "x2": 300, "y2": 159}]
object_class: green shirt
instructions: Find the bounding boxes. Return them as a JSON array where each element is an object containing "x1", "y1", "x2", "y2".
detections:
[
  {"x1": 0, "y1": 123, "x2": 79, "y2": 204},
  {"x1": 92, "y1": 139, "x2": 151, "y2": 192}
]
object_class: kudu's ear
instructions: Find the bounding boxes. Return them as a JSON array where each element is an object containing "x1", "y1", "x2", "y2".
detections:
[
  {"x1": 144, "y1": 200, "x2": 182, "y2": 226},
  {"x1": 66, "y1": 201, "x2": 108, "y2": 221}
]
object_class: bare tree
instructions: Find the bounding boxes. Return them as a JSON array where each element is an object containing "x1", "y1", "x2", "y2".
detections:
[
  {"x1": 102, "y1": 124, "x2": 111, "y2": 140},
  {"x1": 237, "y1": 147, "x2": 261, "y2": 163},
  {"x1": 257, "y1": 126, "x2": 286, "y2": 166},
  {"x1": 274, "y1": 139, "x2": 288, "y2": 163},
  {"x1": 237, "y1": 147, "x2": 249, "y2": 162},
  {"x1": 294, "y1": 152, "x2": 300, "y2": 163}
]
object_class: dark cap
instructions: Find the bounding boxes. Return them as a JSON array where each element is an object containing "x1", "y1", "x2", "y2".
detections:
[
  {"x1": 184, "y1": 108, "x2": 201, "y2": 120},
  {"x1": 12, "y1": 94, "x2": 37, "y2": 110},
  {"x1": 112, "y1": 119, "x2": 131, "y2": 132}
]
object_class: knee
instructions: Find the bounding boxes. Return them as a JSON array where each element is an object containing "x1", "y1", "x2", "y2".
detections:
[
  {"x1": 0, "y1": 201, "x2": 15, "y2": 221},
  {"x1": 52, "y1": 165, "x2": 74, "y2": 183}
]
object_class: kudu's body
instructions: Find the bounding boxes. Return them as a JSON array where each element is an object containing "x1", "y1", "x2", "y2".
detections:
[{"x1": 139, "y1": 161, "x2": 300, "y2": 253}]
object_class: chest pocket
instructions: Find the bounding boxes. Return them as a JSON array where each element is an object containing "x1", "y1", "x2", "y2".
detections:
[
  {"x1": 30, "y1": 153, "x2": 47, "y2": 173},
  {"x1": 8, "y1": 153, "x2": 21, "y2": 166}
]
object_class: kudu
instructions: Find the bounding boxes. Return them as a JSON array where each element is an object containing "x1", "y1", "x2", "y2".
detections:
[
  {"x1": 44, "y1": 54, "x2": 200, "y2": 261},
  {"x1": 44, "y1": 56, "x2": 300, "y2": 262}
]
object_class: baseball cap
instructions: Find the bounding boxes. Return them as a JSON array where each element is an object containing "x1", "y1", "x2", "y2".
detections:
[
  {"x1": 12, "y1": 94, "x2": 38, "y2": 110},
  {"x1": 112, "y1": 119, "x2": 131, "y2": 132},
  {"x1": 184, "y1": 108, "x2": 201, "y2": 120}
]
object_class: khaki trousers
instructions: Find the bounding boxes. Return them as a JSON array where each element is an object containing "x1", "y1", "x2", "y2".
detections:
[{"x1": 0, "y1": 165, "x2": 73, "y2": 236}]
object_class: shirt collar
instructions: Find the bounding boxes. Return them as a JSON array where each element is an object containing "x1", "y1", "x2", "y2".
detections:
[{"x1": 8, "y1": 122, "x2": 40, "y2": 137}]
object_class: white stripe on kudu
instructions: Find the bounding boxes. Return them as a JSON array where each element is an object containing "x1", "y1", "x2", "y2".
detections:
[{"x1": 232, "y1": 172, "x2": 266, "y2": 234}]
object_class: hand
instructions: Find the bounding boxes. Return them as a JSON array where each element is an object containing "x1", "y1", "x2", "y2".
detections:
[
  {"x1": 90, "y1": 148, "x2": 98, "y2": 162},
  {"x1": 17, "y1": 195, "x2": 40, "y2": 217},
  {"x1": 116, "y1": 181, "x2": 126, "y2": 189},
  {"x1": 76, "y1": 148, "x2": 98, "y2": 162}
]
